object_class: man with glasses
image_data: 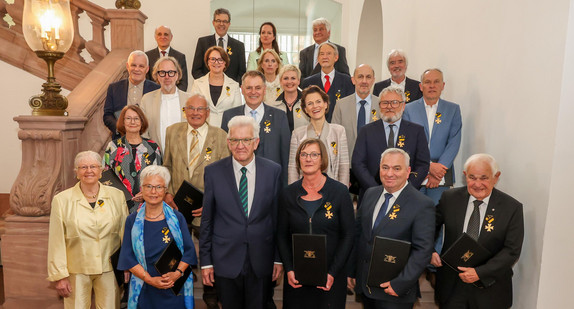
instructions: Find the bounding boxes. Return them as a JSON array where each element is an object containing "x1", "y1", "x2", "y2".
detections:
[
  {"x1": 140, "y1": 57, "x2": 191, "y2": 151},
  {"x1": 146, "y1": 25, "x2": 188, "y2": 91},
  {"x1": 192, "y1": 8, "x2": 246, "y2": 83},
  {"x1": 162, "y1": 94, "x2": 229, "y2": 309},
  {"x1": 222, "y1": 71, "x2": 291, "y2": 186},
  {"x1": 352, "y1": 86, "x2": 430, "y2": 203},
  {"x1": 200, "y1": 115, "x2": 283, "y2": 309},
  {"x1": 103, "y1": 50, "x2": 160, "y2": 139}
]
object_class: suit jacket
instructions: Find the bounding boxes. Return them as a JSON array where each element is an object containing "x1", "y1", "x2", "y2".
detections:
[
  {"x1": 403, "y1": 98, "x2": 462, "y2": 183},
  {"x1": 351, "y1": 119, "x2": 430, "y2": 199},
  {"x1": 145, "y1": 47, "x2": 189, "y2": 91},
  {"x1": 373, "y1": 77, "x2": 422, "y2": 103},
  {"x1": 139, "y1": 89, "x2": 191, "y2": 149},
  {"x1": 287, "y1": 122, "x2": 349, "y2": 186},
  {"x1": 103, "y1": 79, "x2": 160, "y2": 138},
  {"x1": 199, "y1": 156, "x2": 282, "y2": 279},
  {"x1": 190, "y1": 73, "x2": 242, "y2": 128},
  {"x1": 352, "y1": 184, "x2": 435, "y2": 303},
  {"x1": 331, "y1": 94, "x2": 380, "y2": 161},
  {"x1": 192, "y1": 34, "x2": 246, "y2": 83},
  {"x1": 435, "y1": 187, "x2": 524, "y2": 308},
  {"x1": 299, "y1": 42, "x2": 350, "y2": 78},
  {"x1": 301, "y1": 71, "x2": 354, "y2": 122},
  {"x1": 221, "y1": 104, "x2": 291, "y2": 185},
  {"x1": 163, "y1": 122, "x2": 230, "y2": 196}
]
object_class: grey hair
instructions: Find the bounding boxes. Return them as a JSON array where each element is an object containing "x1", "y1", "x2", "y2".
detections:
[
  {"x1": 74, "y1": 151, "x2": 102, "y2": 171},
  {"x1": 140, "y1": 165, "x2": 171, "y2": 188},
  {"x1": 387, "y1": 49, "x2": 408, "y2": 67},
  {"x1": 213, "y1": 8, "x2": 231, "y2": 21},
  {"x1": 128, "y1": 50, "x2": 149, "y2": 66},
  {"x1": 380, "y1": 85, "x2": 406, "y2": 102},
  {"x1": 420, "y1": 68, "x2": 444, "y2": 82},
  {"x1": 186, "y1": 94, "x2": 208, "y2": 107},
  {"x1": 227, "y1": 115, "x2": 260, "y2": 139},
  {"x1": 464, "y1": 153, "x2": 500, "y2": 175},
  {"x1": 152, "y1": 56, "x2": 183, "y2": 84},
  {"x1": 278, "y1": 64, "x2": 301, "y2": 80},
  {"x1": 318, "y1": 42, "x2": 339, "y2": 57},
  {"x1": 380, "y1": 148, "x2": 410, "y2": 167},
  {"x1": 312, "y1": 17, "x2": 331, "y2": 32}
]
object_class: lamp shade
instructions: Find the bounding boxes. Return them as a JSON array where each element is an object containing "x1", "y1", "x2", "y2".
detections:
[{"x1": 22, "y1": 0, "x2": 74, "y2": 53}]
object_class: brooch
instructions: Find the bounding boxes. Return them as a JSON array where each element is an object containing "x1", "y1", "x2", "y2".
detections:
[
  {"x1": 162, "y1": 227, "x2": 171, "y2": 244},
  {"x1": 330, "y1": 141, "x2": 337, "y2": 155},
  {"x1": 405, "y1": 91, "x2": 411, "y2": 102},
  {"x1": 324, "y1": 202, "x2": 333, "y2": 219},
  {"x1": 371, "y1": 109, "x2": 378, "y2": 121},
  {"x1": 295, "y1": 107, "x2": 302, "y2": 118},
  {"x1": 226, "y1": 86, "x2": 230, "y2": 96},
  {"x1": 276, "y1": 87, "x2": 281, "y2": 96},
  {"x1": 227, "y1": 46, "x2": 232, "y2": 56},
  {"x1": 388, "y1": 204, "x2": 400, "y2": 220},
  {"x1": 397, "y1": 135, "x2": 406, "y2": 148},
  {"x1": 335, "y1": 90, "x2": 341, "y2": 100},
  {"x1": 143, "y1": 152, "x2": 151, "y2": 165},
  {"x1": 435, "y1": 112, "x2": 442, "y2": 124},
  {"x1": 204, "y1": 147, "x2": 212, "y2": 161},
  {"x1": 263, "y1": 120, "x2": 271, "y2": 133},
  {"x1": 484, "y1": 215, "x2": 494, "y2": 232}
]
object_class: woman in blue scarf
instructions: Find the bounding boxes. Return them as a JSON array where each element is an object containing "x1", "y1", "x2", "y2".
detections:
[{"x1": 119, "y1": 165, "x2": 197, "y2": 308}]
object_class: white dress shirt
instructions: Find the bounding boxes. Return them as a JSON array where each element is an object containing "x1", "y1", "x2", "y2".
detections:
[
  {"x1": 321, "y1": 69, "x2": 335, "y2": 88},
  {"x1": 390, "y1": 77, "x2": 406, "y2": 92},
  {"x1": 159, "y1": 92, "x2": 181, "y2": 150},
  {"x1": 244, "y1": 103, "x2": 265, "y2": 124},
  {"x1": 372, "y1": 181, "x2": 409, "y2": 227},
  {"x1": 232, "y1": 156, "x2": 256, "y2": 216}
]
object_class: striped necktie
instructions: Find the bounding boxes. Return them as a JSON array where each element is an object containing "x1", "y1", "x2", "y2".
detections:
[
  {"x1": 239, "y1": 167, "x2": 248, "y2": 216},
  {"x1": 188, "y1": 130, "x2": 200, "y2": 176}
]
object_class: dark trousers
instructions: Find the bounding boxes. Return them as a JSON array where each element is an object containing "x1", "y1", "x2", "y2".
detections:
[
  {"x1": 361, "y1": 294, "x2": 414, "y2": 309},
  {"x1": 441, "y1": 280, "x2": 508, "y2": 309},
  {"x1": 215, "y1": 255, "x2": 272, "y2": 309}
]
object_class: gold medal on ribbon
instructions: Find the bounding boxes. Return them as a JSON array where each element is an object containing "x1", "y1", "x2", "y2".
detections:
[{"x1": 162, "y1": 227, "x2": 171, "y2": 243}]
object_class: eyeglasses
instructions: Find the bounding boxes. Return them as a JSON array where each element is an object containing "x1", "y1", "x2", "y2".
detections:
[
  {"x1": 208, "y1": 57, "x2": 225, "y2": 64},
  {"x1": 157, "y1": 70, "x2": 177, "y2": 77},
  {"x1": 228, "y1": 138, "x2": 256, "y2": 146},
  {"x1": 300, "y1": 152, "x2": 321, "y2": 160},
  {"x1": 214, "y1": 19, "x2": 230, "y2": 24},
  {"x1": 124, "y1": 117, "x2": 141, "y2": 123},
  {"x1": 77, "y1": 165, "x2": 100, "y2": 171},
  {"x1": 184, "y1": 106, "x2": 209, "y2": 112},
  {"x1": 380, "y1": 100, "x2": 404, "y2": 108},
  {"x1": 142, "y1": 184, "x2": 166, "y2": 192}
]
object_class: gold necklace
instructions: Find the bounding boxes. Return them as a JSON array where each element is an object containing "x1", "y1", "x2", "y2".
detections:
[{"x1": 80, "y1": 184, "x2": 99, "y2": 199}]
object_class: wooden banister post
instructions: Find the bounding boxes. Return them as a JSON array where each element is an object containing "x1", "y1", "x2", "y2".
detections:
[{"x1": 106, "y1": 9, "x2": 148, "y2": 51}]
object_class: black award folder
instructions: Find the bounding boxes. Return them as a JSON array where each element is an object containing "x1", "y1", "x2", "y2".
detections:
[
  {"x1": 110, "y1": 247, "x2": 124, "y2": 287},
  {"x1": 292, "y1": 234, "x2": 327, "y2": 286},
  {"x1": 367, "y1": 237, "x2": 411, "y2": 286},
  {"x1": 173, "y1": 180, "x2": 203, "y2": 224},
  {"x1": 100, "y1": 169, "x2": 133, "y2": 210},
  {"x1": 154, "y1": 240, "x2": 192, "y2": 295},
  {"x1": 440, "y1": 233, "x2": 493, "y2": 288}
]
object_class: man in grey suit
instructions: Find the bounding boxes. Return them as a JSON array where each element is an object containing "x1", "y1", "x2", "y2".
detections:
[{"x1": 145, "y1": 25, "x2": 188, "y2": 91}]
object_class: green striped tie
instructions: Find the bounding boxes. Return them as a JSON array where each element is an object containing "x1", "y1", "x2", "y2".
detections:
[{"x1": 239, "y1": 167, "x2": 248, "y2": 216}]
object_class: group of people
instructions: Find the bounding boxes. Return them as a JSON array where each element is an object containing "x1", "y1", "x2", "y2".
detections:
[{"x1": 47, "y1": 7, "x2": 525, "y2": 309}]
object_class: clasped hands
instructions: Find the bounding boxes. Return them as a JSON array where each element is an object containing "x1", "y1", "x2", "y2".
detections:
[
  {"x1": 146, "y1": 271, "x2": 182, "y2": 289},
  {"x1": 426, "y1": 162, "x2": 448, "y2": 188},
  {"x1": 346, "y1": 277, "x2": 398, "y2": 297}
]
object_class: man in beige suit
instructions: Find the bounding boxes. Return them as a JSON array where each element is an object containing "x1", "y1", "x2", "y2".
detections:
[{"x1": 140, "y1": 56, "x2": 192, "y2": 150}]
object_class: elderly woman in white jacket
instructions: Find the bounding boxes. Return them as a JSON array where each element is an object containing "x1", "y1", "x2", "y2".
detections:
[
  {"x1": 190, "y1": 46, "x2": 242, "y2": 127},
  {"x1": 288, "y1": 85, "x2": 349, "y2": 186}
]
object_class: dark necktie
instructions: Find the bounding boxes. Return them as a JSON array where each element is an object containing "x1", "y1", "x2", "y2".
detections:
[
  {"x1": 324, "y1": 75, "x2": 331, "y2": 93},
  {"x1": 387, "y1": 124, "x2": 395, "y2": 148},
  {"x1": 218, "y1": 37, "x2": 224, "y2": 48},
  {"x1": 372, "y1": 193, "x2": 393, "y2": 233},
  {"x1": 467, "y1": 200, "x2": 482, "y2": 240},
  {"x1": 357, "y1": 100, "x2": 367, "y2": 132},
  {"x1": 239, "y1": 167, "x2": 248, "y2": 217},
  {"x1": 161, "y1": 50, "x2": 166, "y2": 57}
]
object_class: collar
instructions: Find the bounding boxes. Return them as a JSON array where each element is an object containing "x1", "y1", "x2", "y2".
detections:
[
  {"x1": 232, "y1": 155, "x2": 256, "y2": 171},
  {"x1": 390, "y1": 76, "x2": 406, "y2": 87},
  {"x1": 244, "y1": 103, "x2": 265, "y2": 116},
  {"x1": 382, "y1": 118, "x2": 402, "y2": 128},
  {"x1": 469, "y1": 193, "x2": 492, "y2": 206},
  {"x1": 128, "y1": 80, "x2": 144, "y2": 89},
  {"x1": 423, "y1": 98, "x2": 441, "y2": 107},
  {"x1": 187, "y1": 122, "x2": 208, "y2": 137},
  {"x1": 321, "y1": 69, "x2": 335, "y2": 80},
  {"x1": 383, "y1": 180, "x2": 409, "y2": 199},
  {"x1": 355, "y1": 93, "x2": 372, "y2": 105},
  {"x1": 158, "y1": 46, "x2": 171, "y2": 55},
  {"x1": 215, "y1": 34, "x2": 228, "y2": 42}
]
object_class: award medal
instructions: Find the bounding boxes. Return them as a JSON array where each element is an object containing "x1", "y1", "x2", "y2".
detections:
[
  {"x1": 435, "y1": 112, "x2": 442, "y2": 124},
  {"x1": 405, "y1": 91, "x2": 411, "y2": 102},
  {"x1": 484, "y1": 215, "x2": 494, "y2": 232},
  {"x1": 97, "y1": 200, "x2": 104, "y2": 207},
  {"x1": 324, "y1": 202, "x2": 333, "y2": 219},
  {"x1": 226, "y1": 86, "x2": 231, "y2": 96},
  {"x1": 204, "y1": 147, "x2": 213, "y2": 161},
  {"x1": 371, "y1": 109, "x2": 378, "y2": 121},
  {"x1": 335, "y1": 90, "x2": 341, "y2": 100},
  {"x1": 143, "y1": 152, "x2": 151, "y2": 165},
  {"x1": 331, "y1": 142, "x2": 337, "y2": 155},
  {"x1": 161, "y1": 227, "x2": 171, "y2": 244},
  {"x1": 295, "y1": 107, "x2": 302, "y2": 118},
  {"x1": 388, "y1": 204, "x2": 400, "y2": 220},
  {"x1": 397, "y1": 135, "x2": 406, "y2": 148},
  {"x1": 276, "y1": 87, "x2": 281, "y2": 96},
  {"x1": 227, "y1": 46, "x2": 232, "y2": 56},
  {"x1": 264, "y1": 120, "x2": 271, "y2": 133}
]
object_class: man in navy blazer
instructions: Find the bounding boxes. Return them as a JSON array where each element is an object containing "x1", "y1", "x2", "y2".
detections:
[
  {"x1": 103, "y1": 50, "x2": 160, "y2": 139},
  {"x1": 301, "y1": 42, "x2": 354, "y2": 122},
  {"x1": 431, "y1": 154, "x2": 524, "y2": 309},
  {"x1": 298, "y1": 17, "x2": 349, "y2": 78},
  {"x1": 221, "y1": 71, "x2": 291, "y2": 185},
  {"x1": 348, "y1": 148, "x2": 435, "y2": 308},
  {"x1": 145, "y1": 25, "x2": 188, "y2": 91},
  {"x1": 200, "y1": 115, "x2": 283, "y2": 309},
  {"x1": 373, "y1": 49, "x2": 422, "y2": 103},
  {"x1": 403, "y1": 68, "x2": 462, "y2": 204},
  {"x1": 191, "y1": 8, "x2": 246, "y2": 83},
  {"x1": 352, "y1": 86, "x2": 430, "y2": 202}
]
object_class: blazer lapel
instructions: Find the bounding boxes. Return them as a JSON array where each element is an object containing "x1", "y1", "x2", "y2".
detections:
[
  {"x1": 478, "y1": 189, "x2": 498, "y2": 243},
  {"x1": 415, "y1": 101, "x2": 431, "y2": 142},
  {"x1": 430, "y1": 99, "x2": 444, "y2": 141},
  {"x1": 222, "y1": 158, "x2": 244, "y2": 216},
  {"x1": 194, "y1": 127, "x2": 216, "y2": 168},
  {"x1": 364, "y1": 186, "x2": 383, "y2": 237},
  {"x1": 175, "y1": 125, "x2": 188, "y2": 167},
  {"x1": 455, "y1": 190, "x2": 471, "y2": 234}
]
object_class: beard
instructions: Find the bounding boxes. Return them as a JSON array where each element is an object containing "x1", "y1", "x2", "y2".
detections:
[{"x1": 382, "y1": 110, "x2": 403, "y2": 123}]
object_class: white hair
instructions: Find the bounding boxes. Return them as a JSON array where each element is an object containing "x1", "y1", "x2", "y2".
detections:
[
  {"x1": 74, "y1": 151, "x2": 102, "y2": 170},
  {"x1": 312, "y1": 17, "x2": 331, "y2": 32},
  {"x1": 420, "y1": 68, "x2": 444, "y2": 83},
  {"x1": 380, "y1": 85, "x2": 406, "y2": 102},
  {"x1": 140, "y1": 165, "x2": 171, "y2": 188},
  {"x1": 387, "y1": 49, "x2": 408, "y2": 67},
  {"x1": 227, "y1": 115, "x2": 260, "y2": 139},
  {"x1": 380, "y1": 148, "x2": 410, "y2": 167},
  {"x1": 128, "y1": 50, "x2": 149, "y2": 66},
  {"x1": 464, "y1": 153, "x2": 499, "y2": 175}
]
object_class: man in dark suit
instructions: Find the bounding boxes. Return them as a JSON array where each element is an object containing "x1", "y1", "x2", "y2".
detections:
[
  {"x1": 348, "y1": 148, "x2": 435, "y2": 309},
  {"x1": 103, "y1": 50, "x2": 160, "y2": 139},
  {"x1": 191, "y1": 8, "x2": 246, "y2": 83},
  {"x1": 352, "y1": 86, "x2": 430, "y2": 201},
  {"x1": 431, "y1": 154, "x2": 524, "y2": 309},
  {"x1": 222, "y1": 71, "x2": 291, "y2": 185},
  {"x1": 301, "y1": 42, "x2": 354, "y2": 122},
  {"x1": 145, "y1": 25, "x2": 188, "y2": 91},
  {"x1": 200, "y1": 115, "x2": 283, "y2": 309},
  {"x1": 299, "y1": 17, "x2": 349, "y2": 78},
  {"x1": 373, "y1": 49, "x2": 422, "y2": 103}
]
